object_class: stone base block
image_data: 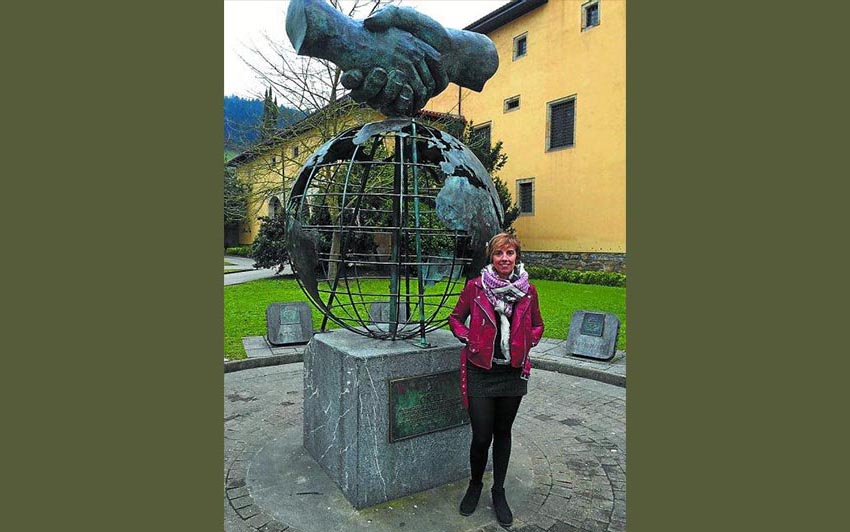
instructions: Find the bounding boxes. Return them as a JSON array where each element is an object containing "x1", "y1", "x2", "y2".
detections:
[{"x1": 303, "y1": 329, "x2": 471, "y2": 509}]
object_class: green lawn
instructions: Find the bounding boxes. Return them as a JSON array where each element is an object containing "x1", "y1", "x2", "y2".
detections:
[{"x1": 224, "y1": 277, "x2": 625, "y2": 359}]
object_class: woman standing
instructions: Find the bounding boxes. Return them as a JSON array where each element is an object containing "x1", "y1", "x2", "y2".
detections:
[{"x1": 448, "y1": 232, "x2": 545, "y2": 527}]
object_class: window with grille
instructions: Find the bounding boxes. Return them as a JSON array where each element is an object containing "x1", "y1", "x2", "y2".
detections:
[
  {"x1": 513, "y1": 33, "x2": 528, "y2": 60},
  {"x1": 470, "y1": 123, "x2": 491, "y2": 151},
  {"x1": 517, "y1": 179, "x2": 534, "y2": 215},
  {"x1": 582, "y1": 1, "x2": 600, "y2": 30},
  {"x1": 504, "y1": 96, "x2": 520, "y2": 113},
  {"x1": 548, "y1": 97, "x2": 576, "y2": 150}
]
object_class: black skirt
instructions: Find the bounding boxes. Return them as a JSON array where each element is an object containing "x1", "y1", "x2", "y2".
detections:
[{"x1": 466, "y1": 361, "x2": 528, "y2": 398}]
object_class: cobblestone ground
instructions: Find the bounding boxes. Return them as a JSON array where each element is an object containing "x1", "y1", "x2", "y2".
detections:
[{"x1": 225, "y1": 364, "x2": 625, "y2": 532}]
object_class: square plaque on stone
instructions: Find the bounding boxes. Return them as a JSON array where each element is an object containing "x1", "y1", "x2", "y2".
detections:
[
  {"x1": 388, "y1": 370, "x2": 468, "y2": 442},
  {"x1": 265, "y1": 302, "x2": 313, "y2": 346},
  {"x1": 565, "y1": 310, "x2": 620, "y2": 361}
]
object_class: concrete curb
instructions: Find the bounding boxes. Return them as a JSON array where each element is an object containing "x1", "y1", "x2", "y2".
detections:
[
  {"x1": 531, "y1": 356, "x2": 625, "y2": 387},
  {"x1": 224, "y1": 352, "x2": 304, "y2": 373}
]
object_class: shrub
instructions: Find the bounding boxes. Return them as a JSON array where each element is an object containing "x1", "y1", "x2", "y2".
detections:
[
  {"x1": 250, "y1": 213, "x2": 290, "y2": 273},
  {"x1": 225, "y1": 246, "x2": 253, "y2": 257},
  {"x1": 525, "y1": 266, "x2": 626, "y2": 287}
]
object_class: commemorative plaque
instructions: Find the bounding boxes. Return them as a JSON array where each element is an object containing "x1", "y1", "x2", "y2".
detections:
[
  {"x1": 579, "y1": 312, "x2": 605, "y2": 337},
  {"x1": 388, "y1": 370, "x2": 468, "y2": 442},
  {"x1": 266, "y1": 302, "x2": 313, "y2": 346},
  {"x1": 565, "y1": 310, "x2": 620, "y2": 361}
]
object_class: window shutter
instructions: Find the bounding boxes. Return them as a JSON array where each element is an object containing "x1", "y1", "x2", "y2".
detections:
[
  {"x1": 519, "y1": 182, "x2": 533, "y2": 213},
  {"x1": 550, "y1": 99, "x2": 575, "y2": 149}
]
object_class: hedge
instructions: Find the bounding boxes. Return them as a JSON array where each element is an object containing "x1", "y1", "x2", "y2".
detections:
[
  {"x1": 225, "y1": 246, "x2": 252, "y2": 257},
  {"x1": 525, "y1": 266, "x2": 626, "y2": 287}
]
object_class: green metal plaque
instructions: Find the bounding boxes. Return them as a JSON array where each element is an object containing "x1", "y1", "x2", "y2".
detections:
[
  {"x1": 388, "y1": 370, "x2": 468, "y2": 443},
  {"x1": 579, "y1": 312, "x2": 605, "y2": 337}
]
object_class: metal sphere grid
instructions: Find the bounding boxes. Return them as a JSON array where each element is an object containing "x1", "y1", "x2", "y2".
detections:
[{"x1": 286, "y1": 119, "x2": 478, "y2": 344}]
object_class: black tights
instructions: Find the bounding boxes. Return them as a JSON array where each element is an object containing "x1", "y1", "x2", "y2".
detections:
[{"x1": 467, "y1": 396, "x2": 523, "y2": 489}]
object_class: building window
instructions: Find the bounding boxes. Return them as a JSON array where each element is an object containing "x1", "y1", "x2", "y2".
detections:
[
  {"x1": 517, "y1": 179, "x2": 534, "y2": 215},
  {"x1": 470, "y1": 123, "x2": 491, "y2": 151},
  {"x1": 293, "y1": 146, "x2": 299, "y2": 157},
  {"x1": 582, "y1": 1, "x2": 600, "y2": 30},
  {"x1": 271, "y1": 156, "x2": 277, "y2": 167},
  {"x1": 504, "y1": 95, "x2": 520, "y2": 113},
  {"x1": 513, "y1": 32, "x2": 528, "y2": 60},
  {"x1": 547, "y1": 96, "x2": 576, "y2": 150}
]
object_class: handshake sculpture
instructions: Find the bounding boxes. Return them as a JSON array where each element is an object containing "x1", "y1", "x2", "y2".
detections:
[{"x1": 286, "y1": 0, "x2": 499, "y2": 117}]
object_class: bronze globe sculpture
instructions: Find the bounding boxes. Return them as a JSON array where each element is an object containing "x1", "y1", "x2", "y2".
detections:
[
  {"x1": 286, "y1": 118, "x2": 503, "y2": 344},
  {"x1": 284, "y1": 0, "x2": 503, "y2": 344}
]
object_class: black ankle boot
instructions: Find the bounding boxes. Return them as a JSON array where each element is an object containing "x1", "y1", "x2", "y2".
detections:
[
  {"x1": 459, "y1": 481, "x2": 483, "y2": 516},
  {"x1": 491, "y1": 486, "x2": 513, "y2": 527}
]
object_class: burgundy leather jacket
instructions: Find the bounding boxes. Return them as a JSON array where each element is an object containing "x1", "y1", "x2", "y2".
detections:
[{"x1": 448, "y1": 276, "x2": 545, "y2": 407}]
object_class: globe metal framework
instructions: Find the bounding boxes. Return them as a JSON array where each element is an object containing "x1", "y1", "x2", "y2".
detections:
[{"x1": 286, "y1": 118, "x2": 503, "y2": 345}]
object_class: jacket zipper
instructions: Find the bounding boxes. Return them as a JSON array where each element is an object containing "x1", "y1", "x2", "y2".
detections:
[
  {"x1": 475, "y1": 297, "x2": 498, "y2": 368},
  {"x1": 518, "y1": 295, "x2": 533, "y2": 377}
]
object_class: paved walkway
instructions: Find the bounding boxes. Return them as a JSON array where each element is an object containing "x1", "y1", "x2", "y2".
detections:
[
  {"x1": 224, "y1": 255, "x2": 292, "y2": 286},
  {"x1": 225, "y1": 338, "x2": 626, "y2": 532}
]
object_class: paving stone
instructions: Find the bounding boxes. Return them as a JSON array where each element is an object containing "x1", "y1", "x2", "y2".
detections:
[
  {"x1": 529, "y1": 513, "x2": 557, "y2": 530},
  {"x1": 589, "y1": 507, "x2": 611, "y2": 522},
  {"x1": 226, "y1": 477, "x2": 246, "y2": 489},
  {"x1": 236, "y1": 504, "x2": 260, "y2": 519},
  {"x1": 243, "y1": 336, "x2": 270, "y2": 350},
  {"x1": 258, "y1": 521, "x2": 287, "y2": 532},
  {"x1": 230, "y1": 495, "x2": 254, "y2": 510},
  {"x1": 580, "y1": 518, "x2": 609, "y2": 532},
  {"x1": 246, "y1": 512, "x2": 272, "y2": 529},
  {"x1": 548, "y1": 522, "x2": 583, "y2": 532},
  {"x1": 608, "y1": 517, "x2": 627, "y2": 531},
  {"x1": 512, "y1": 525, "x2": 546, "y2": 532},
  {"x1": 246, "y1": 348, "x2": 273, "y2": 358},
  {"x1": 227, "y1": 486, "x2": 249, "y2": 499}
]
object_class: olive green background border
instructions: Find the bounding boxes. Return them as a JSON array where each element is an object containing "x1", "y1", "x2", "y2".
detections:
[
  {"x1": 6, "y1": 1, "x2": 845, "y2": 530},
  {"x1": 628, "y1": 1, "x2": 845, "y2": 530},
  {"x1": 6, "y1": 2, "x2": 223, "y2": 530}
]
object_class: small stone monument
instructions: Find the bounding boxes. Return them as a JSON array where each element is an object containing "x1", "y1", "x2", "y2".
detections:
[
  {"x1": 265, "y1": 302, "x2": 313, "y2": 346},
  {"x1": 565, "y1": 310, "x2": 620, "y2": 361},
  {"x1": 368, "y1": 301, "x2": 409, "y2": 332}
]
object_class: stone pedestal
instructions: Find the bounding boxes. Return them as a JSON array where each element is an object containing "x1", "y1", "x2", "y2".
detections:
[{"x1": 303, "y1": 329, "x2": 471, "y2": 509}]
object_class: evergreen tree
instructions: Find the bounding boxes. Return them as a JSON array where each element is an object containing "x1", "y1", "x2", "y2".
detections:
[{"x1": 260, "y1": 87, "x2": 280, "y2": 141}]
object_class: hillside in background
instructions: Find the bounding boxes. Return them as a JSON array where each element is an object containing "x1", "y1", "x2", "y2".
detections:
[{"x1": 224, "y1": 95, "x2": 304, "y2": 154}]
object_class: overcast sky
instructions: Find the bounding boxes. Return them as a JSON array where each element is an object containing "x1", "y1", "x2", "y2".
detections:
[{"x1": 224, "y1": 0, "x2": 512, "y2": 99}]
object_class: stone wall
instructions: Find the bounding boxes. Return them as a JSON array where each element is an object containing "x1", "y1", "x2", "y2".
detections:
[{"x1": 523, "y1": 251, "x2": 627, "y2": 273}]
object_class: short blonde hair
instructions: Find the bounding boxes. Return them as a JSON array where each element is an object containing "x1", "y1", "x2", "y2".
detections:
[{"x1": 486, "y1": 232, "x2": 522, "y2": 261}]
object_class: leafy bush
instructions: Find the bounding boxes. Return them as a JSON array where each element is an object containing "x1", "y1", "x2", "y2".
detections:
[
  {"x1": 225, "y1": 246, "x2": 252, "y2": 257},
  {"x1": 526, "y1": 266, "x2": 626, "y2": 287},
  {"x1": 250, "y1": 213, "x2": 290, "y2": 273}
]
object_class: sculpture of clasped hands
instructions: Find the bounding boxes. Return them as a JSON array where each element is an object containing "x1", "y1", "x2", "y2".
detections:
[{"x1": 286, "y1": 0, "x2": 498, "y2": 117}]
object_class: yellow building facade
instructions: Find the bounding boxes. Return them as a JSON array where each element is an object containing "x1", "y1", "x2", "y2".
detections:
[{"x1": 426, "y1": 0, "x2": 625, "y2": 268}]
